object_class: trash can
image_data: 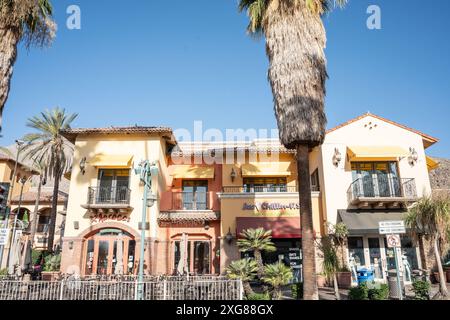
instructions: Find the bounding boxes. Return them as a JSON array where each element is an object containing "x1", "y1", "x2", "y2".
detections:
[
  {"x1": 387, "y1": 270, "x2": 405, "y2": 299},
  {"x1": 357, "y1": 268, "x2": 374, "y2": 285}
]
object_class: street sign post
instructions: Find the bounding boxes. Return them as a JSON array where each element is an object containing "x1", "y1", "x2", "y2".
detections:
[
  {"x1": 379, "y1": 221, "x2": 406, "y2": 300},
  {"x1": 0, "y1": 228, "x2": 9, "y2": 246}
]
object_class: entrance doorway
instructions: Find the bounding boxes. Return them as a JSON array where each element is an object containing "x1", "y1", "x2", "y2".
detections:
[{"x1": 83, "y1": 229, "x2": 136, "y2": 275}]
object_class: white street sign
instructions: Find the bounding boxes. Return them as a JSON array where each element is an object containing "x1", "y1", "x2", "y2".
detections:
[
  {"x1": 386, "y1": 234, "x2": 401, "y2": 248},
  {"x1": 379, "y1": 220, "x2": 406, "y2": 234},
  {"x1": 0, "y1": 228, "x2": 9, "y2": 246}
]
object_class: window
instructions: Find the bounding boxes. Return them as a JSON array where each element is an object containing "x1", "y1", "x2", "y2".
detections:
[
  {"x1": 348, "y1": 237, "x2": 365, "y2": 267},
  {"x1": 97, "y1": 169, "x2": 130, "y2": 203},
  {"x1": 181, "y1": 180, "x2": 208, "y2": 210},
  {"x1": 243, "y1": 177, "x2": 287, "y2": 192},
  {"x1": 310, "y1": 169, "x2": 320, "y2": 192},
  {"x1": 37, "y1": 212, "x2": 51, "y2": 233},
  {"x1": 351, "y1": 162, "x2": 400, "y2": 197},
  {"x1": 173, "y1": 240, "x2": 211, "y2": 274}
]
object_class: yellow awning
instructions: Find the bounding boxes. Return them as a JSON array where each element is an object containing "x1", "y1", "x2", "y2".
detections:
[
  {"x1": 88, "y1": 154, "x2": 133, "y2": 168},
  {"x1": 171, "y1": 165, "x2": 215, "y2": 179},
  {"x1": 63, "y1": 171, "x2": 71, "y2": 180},
  {"x1": 241, "y1": 163, "x2": 291, "y2": 177},
  {"x1": 347, "y1": 146, "x2": 409, "y2": 161},
  {"x1": 426, "y1": 156, "x2": 439, "y2": 171}
]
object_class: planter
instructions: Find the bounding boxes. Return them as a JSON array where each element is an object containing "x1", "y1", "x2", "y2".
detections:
[
  {"x1": 337, "y1": 271, "x2": 352, "y2": 289},
  {"x1": 317, "y1": 275, "x2": 327, "y2": 288},
  {"x1": 41, "y1": 271, "x2": 59, "y2": 281}
]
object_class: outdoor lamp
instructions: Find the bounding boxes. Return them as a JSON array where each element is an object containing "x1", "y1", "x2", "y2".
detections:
[
  {"x1": 408, "y1": 147, "x2": 418, "y2": 166},
  {"x1": 225, "y1": 228, "x2": 233, "y2": 244},
  {"x1": 79, "y1": 157, "x2": 86, "y2": 175},
  {"x1": 204, "y1": 221, "x2": 210, "y2": 231},
  {"x1": 146, "y1": 193, "x2": 157, "y2": 208},
  {"x1": 230, "y1": 168, "x2": 237, "y2": 182},
  {"x1": 332, "y1": 148, "x2": 342, "y2": 167}
]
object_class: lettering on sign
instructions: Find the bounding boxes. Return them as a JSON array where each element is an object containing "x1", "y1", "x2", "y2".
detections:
[
  {"x1": 379, "y1": 220, "x2": 406, "y2": 235},
  {"x1": 242, "y1": 202, "x2": 300, "y2": 212},
  {"x1": 90, "y1": 213, "x2": 130, "y2": 223},
  {"x1": 0, "y1": 228, "x2": 9, "y2": 246}
]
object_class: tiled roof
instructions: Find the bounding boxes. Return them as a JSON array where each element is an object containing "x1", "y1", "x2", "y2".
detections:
[
  {"x1": 11, "y1": 190, "x2": 68, "y2": 203},
  {"x1": 326, "y1": 112, "x2": 439, "y2": 146},
  {"x1": 61, "y1": 126, "x2": 173, "y2": 142},
  {"x1": 158, "y1": 211, "x2": 220, "y2": 222}
]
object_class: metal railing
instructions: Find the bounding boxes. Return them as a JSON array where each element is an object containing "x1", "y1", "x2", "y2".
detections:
[
  {"x1": 348, "y1": 177, "x2": 417, "y2": 202},
  {"x1": 0, "y1": 277, "x2": 243, "y2": 300},
  {"x1": 222, "y1": 185, "x2": 298, "y2": 193},
  {"x1": 172, "y1": 192, "x2": 209, "y2": 210},
  {"x1": 87, "y1": 186, "x2": 131, "y2": 205}
]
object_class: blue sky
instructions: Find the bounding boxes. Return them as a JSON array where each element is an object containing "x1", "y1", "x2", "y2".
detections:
[{"x1": 1, "y1": 0, "x2": 449, "y2": 157}]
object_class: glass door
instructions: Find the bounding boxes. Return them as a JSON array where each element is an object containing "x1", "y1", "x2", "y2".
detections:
[
  {"x1": 96, "y1": 240, "x2": 110, "y2": 275},
  {"x1": 368, "y1": 238, "x2": 383, "y2": 280},
  {"x1": 193, "y1": 241, "x2": 210, "y2": 274},
  {"x1": 182, "y1": 180, "x2": 208, "y2": 210}
]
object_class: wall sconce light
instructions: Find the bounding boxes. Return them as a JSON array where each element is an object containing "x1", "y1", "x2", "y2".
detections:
[
  {"x1": 73, "y1": 221, "x2": 79, "y2": 230},
  {"x1": 79, "y1": 157, "x2": 87, "y2": 175},
  {"x1": 146, "y1": 193, "x2": 157, "y2": 208},
  {"x1": 225, "y1": 227, "x2": 234, "y2": 244},
  {"x1": 204, "y1": 221, "x2": 210, "y2": 231},
  {"x1": 408, "y1": 147, "x2": 418, "y2": 166},
  {"x1": 332, "y1": 148, "x2": 342, "y2": 167},
  {"x1": 230, "y1": 168, "x2": 237, "y2": 182},
  {"x1": 68, "y1": 241, "x2": 74, "y2": 250}
]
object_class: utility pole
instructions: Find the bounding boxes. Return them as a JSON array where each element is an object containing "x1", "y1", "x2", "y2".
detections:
[{"x1": 134, "y1": 160, "x2": 158, "y2": 300}]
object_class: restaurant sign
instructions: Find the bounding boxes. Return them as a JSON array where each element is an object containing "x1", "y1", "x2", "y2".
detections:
[
  {"x1": 242, "y1": 202, "x2": 300, "y2": 212},
  {"x1": 89, "y1": 212, "x2": 130, "y2": 223}
]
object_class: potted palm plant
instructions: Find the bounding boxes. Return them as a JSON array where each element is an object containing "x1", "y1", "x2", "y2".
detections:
[
  {"x1": 328, "y1": 223, "x2": 352, "y2": 289},
  {"x1": 321, "y1": 236, "x2": 341, "y2": 299}
]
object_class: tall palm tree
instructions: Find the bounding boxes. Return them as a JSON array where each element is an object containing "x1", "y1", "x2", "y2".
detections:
[
  {"x1": 0, "y1": 0, "x2": 56, "y2": 132},
  {"x1": 22, "y1": 107, "x2": 76, "y2": 252},
  {"x1": 226, "y1": 258, "x2": 258, "y2": 297},
  {"x1": 237, "y1": 228, "x2": 276, "y2": 279},
  {"x1": 237, "y1": 0, "x2": 347, "y2": 300},
  {"x1": 28, "y1": 159, "x2": 47, "y2": 246},
  {"x1": 263, "y1": 262, "x2": 293, "y2": 300},
  {"x1": 405, "y1": 196, "x2": 450, "y2": 298}
]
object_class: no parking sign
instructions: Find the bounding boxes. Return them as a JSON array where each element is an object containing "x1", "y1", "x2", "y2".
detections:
[{"x1": 386, "y1": 234, "x2": 401, "y2": 248}]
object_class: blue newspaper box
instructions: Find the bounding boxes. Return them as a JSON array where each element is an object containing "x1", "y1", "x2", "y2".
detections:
[{"x1": 357, "y1": 268, "x2": 374, "y2": 284}]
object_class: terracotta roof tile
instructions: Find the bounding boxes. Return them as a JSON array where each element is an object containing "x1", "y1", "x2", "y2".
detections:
[{"x1": 61, "y1": 126, "x2": 173, "y2": 142}]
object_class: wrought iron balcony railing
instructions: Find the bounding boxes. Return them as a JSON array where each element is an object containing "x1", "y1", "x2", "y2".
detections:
[
  {"x1": 347, "y1": 177, "x2": 417, "y2": 203},
  {"x1": 87, "y1": 186, "x2": 131, "y2": 205}
]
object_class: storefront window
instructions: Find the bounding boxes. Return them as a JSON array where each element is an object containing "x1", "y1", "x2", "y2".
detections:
[
  {"x1": 193, "y1": 242, "x2": 210, "y2": 274},
  {"x1": 85, "y1": 240, "x2": 95, "y2": 275},
  {"x1": 348, "y1": 237, "x2": 365, "y2": 267},
  {"x1": 401, "y1": 236, "x2": 419, "y2": 271},
  {"x1": 127, "y1": 240, "x2": 135, "y2": 274},
  {"x1": 368, "y1": 238, "x2": 382, "y2": 279}
]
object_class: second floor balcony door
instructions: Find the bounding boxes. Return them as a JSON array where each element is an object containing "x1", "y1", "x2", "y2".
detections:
[
  {"x1": 351, "y1": 162, "x2": 400, "y2": 198},
  {"x1": 182, "y1": 180, "x2": 208, "y2": 210},
  {"x1": 97, "y1": 169, "x2": 130, "y2": 204}
]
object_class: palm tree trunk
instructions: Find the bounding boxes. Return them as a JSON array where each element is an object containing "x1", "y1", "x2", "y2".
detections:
[
  {"x1": 242, "y1": 281, "x2": 255, "y2": 297},
  {"x1": 333, "y1": 274, "x2": 340, "y2": 300},
  {"x1": 0, "y1": 27, "x2": 20, "y2": 131},
  {"x1": 254, "y1": 249, "x2": 264, "y2": 279},
  {"x1": 47, "y1": 169, "x2": 61, "y2": 253},
  {"x1": 29, "y1": 175, "x2": 43, "y2": 247},
  {"x1": 297, "y1": 144, "x2": 319, "y2": 300},
  {"x1": 433, "y1": 237, "x2": 448, "y2": 297}
]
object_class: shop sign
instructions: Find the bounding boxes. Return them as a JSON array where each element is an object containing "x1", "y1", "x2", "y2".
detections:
[
  {"x1": 288, "y1": 248, "x2": 302, "y2": 268},
  {"x1": 386, "y1": 234, "x2": 401, "y2": 248},
  {"x1": 0, "y1": 228, "x2": 9, "y2": 246},
  {"x1": 378, "y1": 220, "x2": 405, "y2": 235},
  {"x1": 242, "y1": 202, "x2": 300, "y2": 212},
  {"x1": 89, "y1": 213, "x2": 130, "y2": 223}
]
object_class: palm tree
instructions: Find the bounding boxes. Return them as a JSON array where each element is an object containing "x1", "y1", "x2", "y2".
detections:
[
  {"x1": 0, "y1": 0, "x2": 56, "y2": 132},
  {"x1": 263, "y1": 262, "x2": 293, "y2": 300},
  {"x1": 226, "y1": 258, "x2": 258, "y2": 297},
  {"x1": 22, "y1": 107, "x2": 77, "y2": 252},
  {"x1": 405, "y1": 196, "x2": 450, "y2": 298},
  {"x1": 237, "y1": 228, "x2": 276, "y2": 279},
  {"x1": 327, "y1": 222, "x2": 349, "y2": 270},
  {"x1": 237, "y1": 0, "x2": 347, "y2": 300},
  {"x1": 28, "y1": 159, "x2": 47, "y2": 246},
  {"x1": 320, "y1": 236, "x2": 340, "y2": 300}
]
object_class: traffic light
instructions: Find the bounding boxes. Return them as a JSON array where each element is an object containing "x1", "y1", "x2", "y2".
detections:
[{"x1": 0, "y1": 183, "x2": 10, "y2": 213}]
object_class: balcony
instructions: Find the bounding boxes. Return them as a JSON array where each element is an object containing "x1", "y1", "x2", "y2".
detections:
[
  {"x1": 81, "y1": 186, "x2": 133, "y2": 213},
  {"x1": 348, "y1": 177, "x2": 417, "y2": 208},
  {"x1": 222, "y1": 185, "x2": 298, "y2": 193}
]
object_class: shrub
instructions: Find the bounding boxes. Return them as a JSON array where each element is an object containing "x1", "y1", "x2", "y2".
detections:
[
  {"x1": 412, "y1": 280, "x2": 430, "y2": 300},
  {"x1": 43, "y1": 253, "x2": 61, "y2": 272},
  {"x1": 0, "y1": 268, "x2": 7, "y2": 276},
  {"x1": 291, "y1": 282, "x2": 303, "y2": 299},
  {"x1": 348, "y1": 282, "x2": 369, "y2": 300},
  {"x1": 32, "y1": 249, "x2": 44, "y2": 265},
  {"x1": 368, "y1": 284, "x2": 389, "y2": 300},
  {"x1": 246, "y1": 292, "x2": 271, "y2": 300}
]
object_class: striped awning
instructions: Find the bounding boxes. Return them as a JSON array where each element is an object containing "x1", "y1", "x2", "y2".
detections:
[
  {"x1": 89, "y1": 154, "x2": 133, "y2": 168},
  {"x1": 347, "y1": 146, "x2": 409, "y2": 161}
]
